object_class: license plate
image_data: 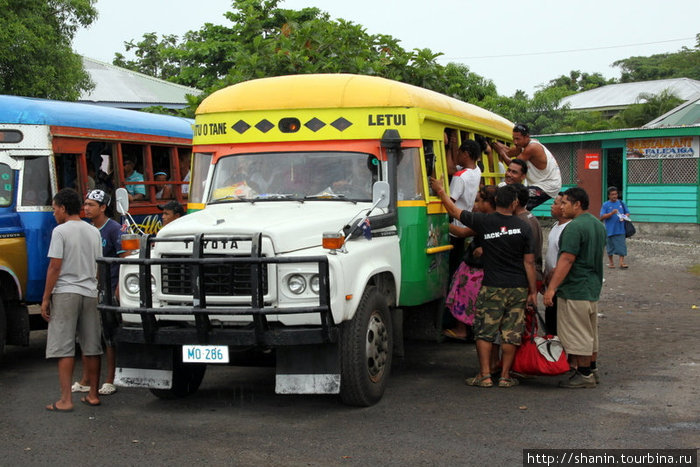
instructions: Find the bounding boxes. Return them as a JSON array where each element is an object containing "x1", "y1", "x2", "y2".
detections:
[{"x1": 182, "y1": 345, "x2": 229, "y2": 363}]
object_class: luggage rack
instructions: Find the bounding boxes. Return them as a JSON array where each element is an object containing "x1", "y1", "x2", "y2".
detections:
[{"x1": 97, "y1": 232, "x2": 336, "y2": 347}]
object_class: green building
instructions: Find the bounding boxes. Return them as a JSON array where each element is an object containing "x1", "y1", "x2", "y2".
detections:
[{"x1": 531, "y1": 125, "x2": 699, "y2": 228}]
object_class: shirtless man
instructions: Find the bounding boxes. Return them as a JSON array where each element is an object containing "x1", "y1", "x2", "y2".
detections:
[{"x1": 492, "y1": 123, "x2": 562, "y2": 210}]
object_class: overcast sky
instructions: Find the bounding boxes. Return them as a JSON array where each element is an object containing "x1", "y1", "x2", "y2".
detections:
[{"x1": 73, "y1": 0, "x2": 699, "y2": 96}]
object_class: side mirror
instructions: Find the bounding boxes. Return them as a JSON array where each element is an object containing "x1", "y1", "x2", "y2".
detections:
[
  {"x1": 115, "y1": 188, "x2": 129, "y2": 215},
  {"x1": 372, "y1": 181, "x2": 390, "y2": 209}
]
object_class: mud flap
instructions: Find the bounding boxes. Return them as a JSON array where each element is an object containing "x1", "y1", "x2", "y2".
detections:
[
  {"x1": 114, "y1": 342, "x2": 174, "y2": 389},
  {"x1": 275, "y1": 344, "x2": 341, "y2": 394}
]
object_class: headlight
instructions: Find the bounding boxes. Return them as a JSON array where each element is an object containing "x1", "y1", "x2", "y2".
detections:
[
  {"x1": 287, "y1": 274, "x2": 306, "y2": 295},
  {"x1": 123, "y1": 273, "x2": 156, "y2": 294},
  {"x1": 310, "y1": 274, "x2": 320, "y2": 294}
]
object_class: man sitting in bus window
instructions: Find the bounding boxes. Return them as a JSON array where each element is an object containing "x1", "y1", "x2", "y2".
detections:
[
  {"x1": 154, "y1": 172, "x2": 173, "y2": 199},
  {"x1": 123, "y1": 156, "x2": 146, "y2": 202}
]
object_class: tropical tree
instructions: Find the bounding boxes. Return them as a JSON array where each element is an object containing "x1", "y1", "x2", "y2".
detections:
[
  {"x1": 0, "y1": 0, "x2": 97, "y2": 99},
  {"x1": 613, "y1": 33, "x2": 700, "y2": 82},
  {"x1": 610, "y1": 89, "x2": 684, "y2": 128},
  {"x1": 113, "y1": 0, "x2": 496, "y2": 116}
]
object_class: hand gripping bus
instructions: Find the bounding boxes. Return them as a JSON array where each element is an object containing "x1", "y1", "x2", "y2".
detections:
[{"x1": 100, "y1": 74, "x2": 512, "y2": 406}]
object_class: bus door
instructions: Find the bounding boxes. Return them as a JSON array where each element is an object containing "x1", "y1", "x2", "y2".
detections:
[{"x1": 395, "y1": 137, "x2": 450, "y2": 307}]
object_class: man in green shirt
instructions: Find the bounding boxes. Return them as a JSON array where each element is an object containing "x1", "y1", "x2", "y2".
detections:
[{"x1": 544, "y1": 187, "x2": 606, "y2": 388}]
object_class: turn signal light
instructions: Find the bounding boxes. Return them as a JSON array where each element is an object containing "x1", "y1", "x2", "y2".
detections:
[
  {"x1": 121, "y1": 233, "x2": 140, "y2": 251},
  {"x1": 322, "y1": 232, "x2": 344, "y2": 250}
]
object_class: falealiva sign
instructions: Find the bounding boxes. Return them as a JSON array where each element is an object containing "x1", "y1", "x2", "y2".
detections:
[{"x1": 626, "y1": 136, "x2": 699, "y2": 159}]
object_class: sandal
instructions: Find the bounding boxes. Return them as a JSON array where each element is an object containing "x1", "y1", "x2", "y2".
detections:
[
  {"x1": 608, "y1": 264, "x2": 616, "y2": 269},
  {"x1": 98, "y1": 383, "x2": 117, "y2": 395},
  {"x1": 465, "y1": 374, "x2": 493, "y2": 388},
  {"x1": 619, "y1": 264, "x2": 629, "y2": 269},
  {"x1": 442, "y1": 329, "x2": 467, "y2": 341},
  {"x1": 498, "y1": 377, "x2": 519, "y2": 388}
]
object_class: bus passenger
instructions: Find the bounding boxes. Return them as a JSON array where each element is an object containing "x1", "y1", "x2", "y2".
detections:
[
  {"x1": 154, "y1": 172, "x2": 173, "y2": 199},
  {"x1": 492, "y1": 123, "x2": 562, "y2": 210},
  {"x1": 123, "y1": 156, "x2": 146, "y2": 202}
]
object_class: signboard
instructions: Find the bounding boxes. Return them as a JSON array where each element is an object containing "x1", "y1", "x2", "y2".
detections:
[
  {"x1": 584, "y1": 153, "x2": 600, "y2": 170},
  {"x1": 626, "y1": 136, "x2": 699, "y2": 160}
]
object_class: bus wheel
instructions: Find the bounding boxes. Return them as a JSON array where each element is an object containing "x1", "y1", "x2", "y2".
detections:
[
  {"x1": 340, "y1": 286, "x2": 393, "y2": 407},
  {"x1": 0, "y1": 301, "x2": 6, "y2": 358},
  {"x1": 150, "y1": 351, "x2": 206, "y2": 399}
]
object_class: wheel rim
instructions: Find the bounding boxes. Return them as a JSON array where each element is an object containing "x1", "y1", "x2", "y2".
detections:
[{"x1": 365, "y1": 310, "x2": 389, "y2": 383}]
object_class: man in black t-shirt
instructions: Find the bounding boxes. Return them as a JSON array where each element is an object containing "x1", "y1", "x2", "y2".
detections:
[{"x1": 430, "y1": 179, "x2": 537, "y2": 388}]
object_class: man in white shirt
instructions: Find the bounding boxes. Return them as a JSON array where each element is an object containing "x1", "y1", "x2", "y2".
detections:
[
  {"x1": 448, "y1": 139, "x2": 482, "y2": 275},
  {"x1": 492, "y1": 123, "x2": 562, "y2": 210},
  {"x1": 543, "y1": 192, "x2": 569, "y2": 335}
]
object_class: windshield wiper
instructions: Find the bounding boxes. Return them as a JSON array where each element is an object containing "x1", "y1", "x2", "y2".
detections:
[
  {"x1": 304, "y1": 193, "x2": 347, "y2": 200},
  {"x1": 252, "y1": 193, "x2": 294, "y2": 200}
]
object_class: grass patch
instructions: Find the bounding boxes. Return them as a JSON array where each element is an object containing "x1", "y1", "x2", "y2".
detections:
[{"x1": 688, "y1": 264, "x2": 700, "y2": 276}]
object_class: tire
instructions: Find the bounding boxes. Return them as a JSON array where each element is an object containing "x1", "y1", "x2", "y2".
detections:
[
  {"x1": 340, "y1": 286, "x2": 393, "y2": 406},
  {"x1": 150, "y1": 349, "x2": 206, "y2": 399}
]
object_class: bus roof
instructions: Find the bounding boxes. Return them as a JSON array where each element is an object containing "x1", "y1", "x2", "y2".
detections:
[
  {"x1": 0, "y1": 95, "x2": 193, "y2": 140},
  {"x1": 197, "y1": 74, "x2": 513, "y2": 133}
]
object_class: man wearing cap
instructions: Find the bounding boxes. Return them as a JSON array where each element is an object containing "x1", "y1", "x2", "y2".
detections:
[
  {"x1": 123, "y1": 156, "x2": 146, "y2": 202},
  {"x1": 492, "y1": 124, "x2": 562, "y2": 210},
  {"x1": 159, "y1": 200, "x2": 185, "y2": 227},
  {"x1": 71, "y1": 189, "x2": 127, "y2": 396},
  {"x1": 154, "y1": 171, "x2": 172, "y2": 199}
]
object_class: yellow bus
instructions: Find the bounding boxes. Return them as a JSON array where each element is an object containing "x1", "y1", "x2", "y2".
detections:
[{"x1": 105, "y1": 74, "x2": 512, "y2": 406}]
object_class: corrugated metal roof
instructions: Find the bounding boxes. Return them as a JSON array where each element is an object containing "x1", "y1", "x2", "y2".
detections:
[
  {"x1": 644, "y1": 93, "x2": 700, "y2": 127},
  {"x1": 79, "y1": 57, "x2": 202, "y2": 109},
  {"x1": 560, "y1": 78, "x2": 700, "y2": 111}
]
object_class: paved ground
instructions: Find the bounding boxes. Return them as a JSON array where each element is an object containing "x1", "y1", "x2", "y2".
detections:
[{"x1": 0, "y1": 230, "x2": 698, "y2": 466}]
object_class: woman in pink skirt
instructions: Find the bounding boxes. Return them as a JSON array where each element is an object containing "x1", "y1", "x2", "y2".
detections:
[{"x1": 442, "y1": 185, "x2": 497, "y2": 340}]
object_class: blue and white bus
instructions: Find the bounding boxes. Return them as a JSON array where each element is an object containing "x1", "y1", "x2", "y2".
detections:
[{"x1": 0, "y1": 95, "x2": 192, "y2": 354}]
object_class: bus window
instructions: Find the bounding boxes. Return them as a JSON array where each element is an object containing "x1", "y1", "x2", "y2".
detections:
[
  {"x1": 86, "y1": 142, "x2": 115, "y2": 193},
  {"x1": 0, "y1": 163, "x2": 13, "y2": 206},
  {"x1": 55, "y1": 153, "x2": 81, "y2": 191},
  {"x1": 21, "y1": 157, "x2": 51, "y2": 206},
  {"x1": 151, "y1": 145, "x2": 174, "y2": 200},
  {"x1": 121, "y1": 144, "x2": 146, "y2": 201},
  {"x1": 177, "y1": 148, "x2": 192, "y2": 199},
  {"x1": 397, "y1": 147, "x2": 424, "y2": 201},
  {"x1": 189, "y1": 152, "x2": 212, "y2": 205}
]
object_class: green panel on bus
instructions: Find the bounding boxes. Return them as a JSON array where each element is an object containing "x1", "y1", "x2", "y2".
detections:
[{"x1": 396, "y1": 205, "x2": 450, "y2": 306}]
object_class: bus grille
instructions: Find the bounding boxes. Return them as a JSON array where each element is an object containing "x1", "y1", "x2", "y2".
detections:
[{"x1": 161, "y1": 255, "x2": 268, "y2": 296}]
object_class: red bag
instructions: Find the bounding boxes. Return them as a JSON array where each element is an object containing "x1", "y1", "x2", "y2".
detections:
[{"x1": 512, "y1": 308, "x2": 569, "y2": 376}]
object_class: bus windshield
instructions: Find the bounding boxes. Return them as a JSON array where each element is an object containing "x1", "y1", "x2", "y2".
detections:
[{"x1": 209, "y1": 151, "x2": 379, "y2": 203}]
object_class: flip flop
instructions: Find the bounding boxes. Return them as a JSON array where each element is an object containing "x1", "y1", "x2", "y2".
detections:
[
  {"x1": 620, "y1": 264, "x2": 629, "y2": 269},
  {"x1": 442, "y1": 329, "x2": 467, "y2": 341},
  {"x1": 80, "y1": 397, "x2": 101, "y2": 407},
  {"x1": 46, "y1": 402, "x2": 73, "y2": 413},
  {"x1": 608, "y1": 264, "x2": 616, "y2": 269},
  {"x1": 465, "y1": 374, "x2": 493, "y2": 388}
]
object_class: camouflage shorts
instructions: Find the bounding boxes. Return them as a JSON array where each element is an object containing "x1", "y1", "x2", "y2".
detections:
[{"x1": 473, "y1": 286, "x2": 527, "y2": 345}]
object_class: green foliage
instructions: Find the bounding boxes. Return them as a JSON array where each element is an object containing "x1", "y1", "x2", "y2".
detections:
[
  {"x1": 113, "y1": 0, "x2": 496, "y2": 117},
  {"x1": 542, "y1": 70, "x2": 616, "y2": 94},
  {"x1": 613, "y1": 34, "x2": 700, "y2": 82},
  {"x1": 610, "y1": 89, "x2": 684, "y2": 128},
  {"x1": 0, "y1": 0, "x2": 97, "y2": 100}
]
